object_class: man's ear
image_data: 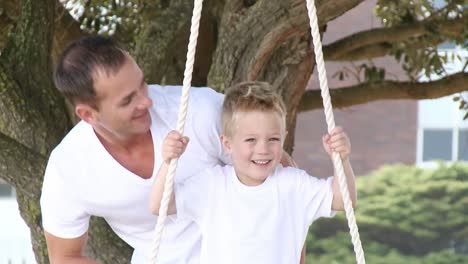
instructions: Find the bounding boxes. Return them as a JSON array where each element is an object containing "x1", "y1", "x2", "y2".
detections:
[
  {"x1": 220, "y1": 134, "x2": 232, "y2": 154},
  {"x1": 75, "y1": 103, "x2": 98, "y2": 125}
]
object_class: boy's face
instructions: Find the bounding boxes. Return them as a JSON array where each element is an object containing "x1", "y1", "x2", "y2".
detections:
[{"x1": 222, "y1": 111, "x2": 286, "y2": 186}]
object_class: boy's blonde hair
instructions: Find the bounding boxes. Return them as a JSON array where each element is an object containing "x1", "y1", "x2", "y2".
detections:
[{"x1": 222, "y1": 81, "x2": 287, "y2": 137}]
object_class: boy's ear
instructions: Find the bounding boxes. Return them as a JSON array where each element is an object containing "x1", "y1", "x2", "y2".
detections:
[
  {"x1": 220, "y1": 135, "x2": 232, "y2": 154},
  {"x1": 75, "y1": 103, "x2": 98, "y2": 125}
]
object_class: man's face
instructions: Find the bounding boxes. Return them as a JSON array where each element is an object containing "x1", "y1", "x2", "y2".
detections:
[{"x1": 90, "y1": 55, "x2": 153, "y2": 140}]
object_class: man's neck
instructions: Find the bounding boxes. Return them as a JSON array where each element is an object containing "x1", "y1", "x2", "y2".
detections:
[
  {"x1": 94, "y1": 129, "x2": 155, "y2": 179},
  {"x1": 94, "y1": 129, "x2": 151, "y2": 153}
]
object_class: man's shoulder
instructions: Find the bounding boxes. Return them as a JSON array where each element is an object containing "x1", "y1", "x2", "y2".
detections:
[
  {"x1": 148, "y1": 84, "x2": 224, "y2": 109},
  {"x1": 51, "y1": 121, "x2": 94, "y2": 159}
]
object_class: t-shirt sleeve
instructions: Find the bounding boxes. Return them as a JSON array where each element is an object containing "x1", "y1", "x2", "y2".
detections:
[
  {"x1": 295, "y1": 170, "x2": 335, "y2": 224},
  {"x1": 190, "y1": 88, "x2": 231, "y2": 165},
  {"x1": 40, "y1": 153, "x2": 90, "y2": 238},
  {"x1": 174, "y1": 169, "x2": 213, "y2": 225}
]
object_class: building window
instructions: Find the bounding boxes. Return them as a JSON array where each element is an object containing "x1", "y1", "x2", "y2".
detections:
[
  {"x1": 0, "y1": 179, "x2": 14, "y2": 198},
  {"x1": 417, "y1": 48, "x2": 468, "y2": 167},
  {"x1": 418, "y1": 97, "x2": 468, "y2": 166},
  {"x1": 422, "y1": 129, "x2": 452, "y2": 161}
]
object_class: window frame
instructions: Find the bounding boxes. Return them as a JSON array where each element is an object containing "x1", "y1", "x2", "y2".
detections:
[{"x1": 416, "y1": 47, "x2": 468, "y2": 168}]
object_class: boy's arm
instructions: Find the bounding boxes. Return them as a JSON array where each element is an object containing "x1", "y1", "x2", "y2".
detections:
[
  {"x1": 149, "y1": 161, "x2": 176, "y2": 215},
  {"x1": 149, "y1": 131, "x2": 188, "y2": 215},
  {"x1": 322, "y1": 127, "x2": 357, "y2": 211},
  {"x1": 331, "y1": 157, "x2": 357, "y2": 211}
]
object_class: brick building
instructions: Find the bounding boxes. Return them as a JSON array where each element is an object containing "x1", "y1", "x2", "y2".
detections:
[
  {"x1": 294, "y1": 0, "x2": 417, "y2": 177},
  {"x1": 293, "y1": 0, "x2": 465, "y2": 177}
]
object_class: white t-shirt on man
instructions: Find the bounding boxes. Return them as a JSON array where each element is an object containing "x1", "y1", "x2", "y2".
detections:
[
  {"x1": 175, "y1": 164, "x2": 335, "y2": 264},
  {"x1": 40, "y1": 85, "x2": 228, "y2": 263}
]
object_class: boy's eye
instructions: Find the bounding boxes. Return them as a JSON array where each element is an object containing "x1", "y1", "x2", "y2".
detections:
[
  {"x1": 269, "y1": 137, "x2": 280, "y2": 142},
  {"x1": 245, "y1": 138, "x2": 256, "y2": 142}
]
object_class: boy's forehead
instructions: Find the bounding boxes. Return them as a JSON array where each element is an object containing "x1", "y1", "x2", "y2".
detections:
[{"x1": 232, "y1": 110, "x2": 286, "y2": 131}]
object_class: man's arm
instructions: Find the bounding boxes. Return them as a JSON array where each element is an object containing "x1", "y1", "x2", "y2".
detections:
[{"x1": 45, "y1": 231, "x2": 98, "y2": 264}]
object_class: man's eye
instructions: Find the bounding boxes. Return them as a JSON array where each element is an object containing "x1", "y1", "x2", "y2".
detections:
[{"x1": 120, "y1": 98, "x2": 132, "y2": 107}]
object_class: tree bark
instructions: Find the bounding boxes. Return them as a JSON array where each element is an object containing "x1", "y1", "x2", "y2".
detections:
[
  {"x1": 0, "y1": 0, "x2": 70, "y2": 262},
  {"x1": 134, "y1": 0, "x2": 222, "y2": 86},
  {"x1": 0, "y1": 133, "x2": 49, "y2": 262},
  {"x1": 52, "y1": 1, "x2": 87, "y2": 63}
]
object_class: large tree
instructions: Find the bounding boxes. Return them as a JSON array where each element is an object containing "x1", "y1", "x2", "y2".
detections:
[{"x1": 0, "y1": 0, "x2": 466, "y2": 262}]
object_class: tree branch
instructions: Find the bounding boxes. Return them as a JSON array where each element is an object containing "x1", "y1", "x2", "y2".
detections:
[
  {"x1": 0, "y1": 132, "x2": 46, "y2": 196},
  {"x1": 0, "y1": 0, "x2": 19, "y2": 51},
  {"x1": 0, "y1": 0, "x2": 70, "y2": 155},
  {"x1": 298, "y1": 72, "x2": 468, "y2": 111},
  {"x1": 0, "y1": 0, "x2": 85, "y2": 62},
  {"x1": 324, "y1": 17, "x2": 467, "y2": 61},
  {"x1": 316, "y1": 0, "x2": 366, "y2": 24}
]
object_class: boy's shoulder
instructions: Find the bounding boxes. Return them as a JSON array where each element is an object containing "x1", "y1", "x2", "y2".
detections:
[
  {"x1": 271, "y1": 165, "x2": 320, "y2": 189},
  {"x1": 186, "y1": 164, "x2": 233, "y2": 182},
  {"x1": 273, "y1": 165, "x2": 309, "y2": 180}
]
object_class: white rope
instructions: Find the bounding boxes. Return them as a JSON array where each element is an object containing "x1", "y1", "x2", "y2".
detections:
[
  {"x1": 147, "y1": 0, "x2": 364, "y2": 262},
  {"x1": 147, "y1": 0, "x2": 204, "y2": 262},
  {"x1": 304, "y1": 0, "x2": 366, "y2": 263}
]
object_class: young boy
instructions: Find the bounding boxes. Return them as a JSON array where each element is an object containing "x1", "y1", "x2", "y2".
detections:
[{"x1": 150, "y1": 81, "x2": 357, "y2": 263}]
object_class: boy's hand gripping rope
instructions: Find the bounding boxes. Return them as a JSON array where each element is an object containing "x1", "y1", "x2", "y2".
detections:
[
  {"x1": 147, "y1": 0, "x2": 204, "y2": 263},
  {"x1": 305, "y1": 0, "x2": 366, "y2": 263},
  {"x1": 148, "y1": 0, "x2": 366, "y2": 263}
]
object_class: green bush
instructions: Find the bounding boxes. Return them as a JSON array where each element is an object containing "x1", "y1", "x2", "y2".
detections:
[{"x1": 306, "y1": 163, "x2": 468, "y2": 263}]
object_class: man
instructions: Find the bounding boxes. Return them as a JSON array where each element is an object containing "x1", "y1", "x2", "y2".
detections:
[{"x1": 40, "y1": 35, "x2": 298, "y2": 263}]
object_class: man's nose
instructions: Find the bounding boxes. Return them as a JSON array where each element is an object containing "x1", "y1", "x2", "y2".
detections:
[{"x1": 138, "y1": 94, "x2": 153, "y2": 109}]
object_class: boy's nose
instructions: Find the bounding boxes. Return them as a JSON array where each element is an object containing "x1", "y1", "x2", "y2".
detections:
[{"x1": 256, "y1": 141, "x2": 269, "y2": 154}]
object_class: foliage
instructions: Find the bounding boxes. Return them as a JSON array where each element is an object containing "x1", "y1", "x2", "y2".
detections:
[
  {"x1": 306, "y1": 163, "x2": 468, "y2": 263},
  {"x1": 62, "y1": 0, "x2": 142, "y2": 48},
  {"x1": 375, "y1": 0, "x2": 467, "y2": 79}
]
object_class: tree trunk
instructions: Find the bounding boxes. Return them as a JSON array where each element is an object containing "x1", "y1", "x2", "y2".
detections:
[
  {"x1": 0, "y1": 0, "x2": 71, "y2": 262},
  {"x1": 2, "y1": 0, "x2": 466, "y2": 262}
]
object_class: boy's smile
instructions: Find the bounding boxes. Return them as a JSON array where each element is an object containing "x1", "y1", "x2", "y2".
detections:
[{"x1": 222, "y1": 111, "x2": 286, "y2": 186}]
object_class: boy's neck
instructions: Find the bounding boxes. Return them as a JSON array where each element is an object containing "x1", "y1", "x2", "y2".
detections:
[{"x1": 233, "y1": 168, "x2": 268, "y2": 187}]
